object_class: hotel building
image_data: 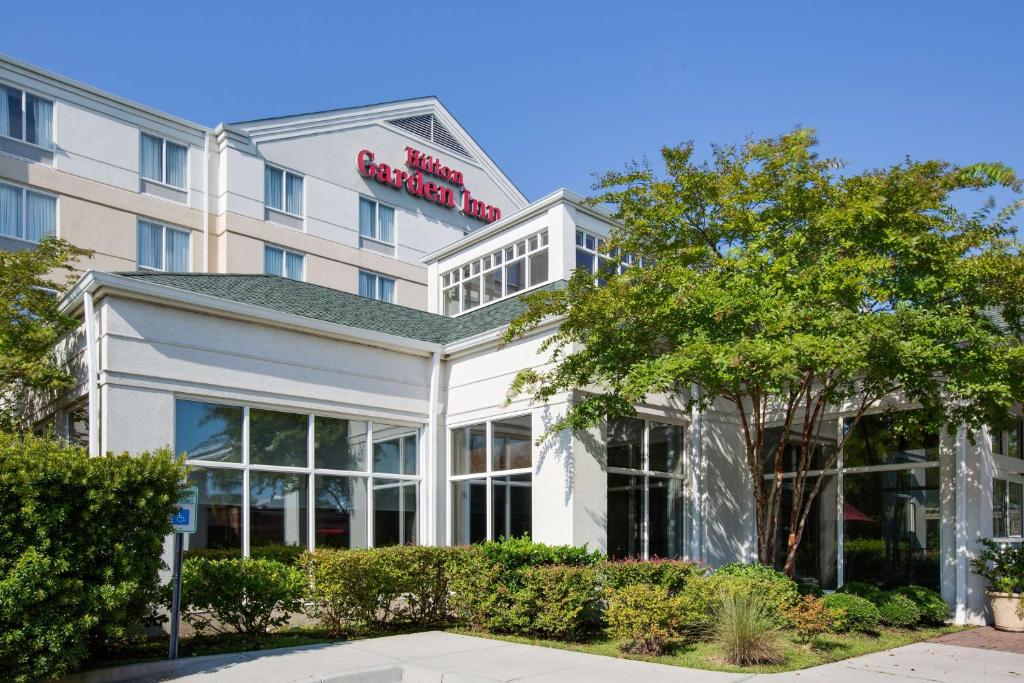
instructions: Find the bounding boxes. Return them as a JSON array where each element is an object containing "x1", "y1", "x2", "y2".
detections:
[{"x1": 1, "y1": 54, "x2": 1020, "y2": 626}]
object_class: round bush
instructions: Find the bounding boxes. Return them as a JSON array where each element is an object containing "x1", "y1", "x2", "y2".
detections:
[
  {"x1": 822, "y1": 592, "x2": 880, "y2": 633},
  {"x1": 877, "y1": 593, "x2": 921, "y2": 628},
  {"x1": 838, "y1": 581, "x2": 885, "y2": 605},
  {"x1": 605, "y1": 584, "x2": 678, "y2": 655},
  {"x1": 710, "y1": 562, "x2": 799, "y2": 612},
  {"x1": 890, "y1": 585, "x2": 948, "y2": 624}
]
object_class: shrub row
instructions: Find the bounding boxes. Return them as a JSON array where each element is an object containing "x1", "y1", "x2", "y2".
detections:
[{"x1": 837, "y1": 581, "x2": 948, "y2": 627}]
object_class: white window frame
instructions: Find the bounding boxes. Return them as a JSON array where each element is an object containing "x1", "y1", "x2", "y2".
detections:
[
  {"x1": 139, "y1": 132, "x2": 188, "y2": 190},
  {"x1": 358, "y1": 269, "x2": 396, "y2": 303},
  {"x1": 605, "y1": 416, "x2": 688, "y2": 561},
  {"x1": 174, "y1": 396, "x2": 423, "y2": 555},
  {"x1": 440, "y1": 229, "x2": 549, "y2": 316},
  {"x1": 0, "y1": 82, "x2": 54, "y2": 150},
  {"x1": 358, "y1": 196, "x2": 396, "y2": 245},
  {"x1": 264, "y1": 243, "x2": 305, "y2": 281},
  {"x1": 137, "y1": 220, "x2": 192, "y2": 272},
  {"x1": 446, "y1": 413, "x2": 534, "y2": 545},
  {"x1": 264, "y1": 164, "x2": 305, "y2": 218},
  {"x1": 0, "y1": 179, "x2": 58, "y2": 243}
]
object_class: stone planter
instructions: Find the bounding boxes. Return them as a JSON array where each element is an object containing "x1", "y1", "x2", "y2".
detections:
[{"x1": 987, "y1": 591, "x2": 1024, "y2": 632}]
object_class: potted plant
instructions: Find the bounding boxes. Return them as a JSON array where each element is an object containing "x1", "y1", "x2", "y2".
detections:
[{"x1": 970, "y1": 538, "x2": 1024, "y2": 631}]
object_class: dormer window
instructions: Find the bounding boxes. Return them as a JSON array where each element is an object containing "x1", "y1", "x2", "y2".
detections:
[{"x1": 440, "y1": 229, "x2": 548, "y2": 316}]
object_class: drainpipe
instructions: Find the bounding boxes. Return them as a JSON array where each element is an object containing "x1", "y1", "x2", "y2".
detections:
[
  {"x1": 83, "y1": 291, "x2": 99, "y2": 457},
  {"x1": 427, "y1": 351, "x2": 442, "y2": 546},
  {"x1": 202, "y1": 132, "x2": 210, "y2": 273}
]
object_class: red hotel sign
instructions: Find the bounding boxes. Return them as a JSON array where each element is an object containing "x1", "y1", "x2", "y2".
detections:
[{"x1": 357, "y1": 147, "x2": 502, "y2": 223}]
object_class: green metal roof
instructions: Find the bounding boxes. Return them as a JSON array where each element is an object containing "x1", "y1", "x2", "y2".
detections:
[{"x1": 112, "y1": 273, "x2": 562, "y2": 345}]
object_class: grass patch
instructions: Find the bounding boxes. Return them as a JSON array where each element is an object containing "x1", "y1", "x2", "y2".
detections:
[{"x1": 450, "y1": 625, "x2": 966, "y2": 673}]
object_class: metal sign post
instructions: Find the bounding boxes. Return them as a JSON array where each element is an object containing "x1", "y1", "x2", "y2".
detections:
[{"x1": 169, "y1": 486, "x2": 198, "y2": 660}]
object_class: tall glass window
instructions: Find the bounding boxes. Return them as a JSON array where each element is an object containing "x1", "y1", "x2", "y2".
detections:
[
  {"x1": 605, "y1": 417, "x2": 687, "y2": 560},
  {"x1": 993, "y1": 478, "x2": 1024, "y2": 539},
  {"x1": 450, "y1": 415, "x2": 533, "y2": 544},
  {"x1": 175, "y1": 399, "x2": 420, "y2": 556}
]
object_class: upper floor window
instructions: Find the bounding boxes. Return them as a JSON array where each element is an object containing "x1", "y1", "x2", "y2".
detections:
[
  {"x1": 359, "y1": 197, "x2": 394, "y2": 244},
  {"x1": 264, "y1": 244, "x2": 304, "y2": 280},
  {"x1": 0, "y1": 181, "x2": 56, "y2": 242},
  {"x1": 140, "y1": 133, "x2": 187, "y2": 189},
  {"x1": 0, "y1": 84, "x2": 53, "y2": 149},
  {"x1": 265, "y1": 165, "x2": 303, "y2": 216},
  {"x1": 359, "y1": 270, "x2": 395, "y2": 304},
  {"x1": 575, "y1": 229, "x2": 640, "y2": 282},
  {"x1": 440, "y1": 229, "x2": 548, "y2": 316},
  {"x1": 138, "y1": 219, "x2": 190, "y2": 272}
]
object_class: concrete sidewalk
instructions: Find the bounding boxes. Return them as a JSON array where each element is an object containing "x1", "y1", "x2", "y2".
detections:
[{"x1": 65, "y1": 630, "x2": 1024, "y2": 683}]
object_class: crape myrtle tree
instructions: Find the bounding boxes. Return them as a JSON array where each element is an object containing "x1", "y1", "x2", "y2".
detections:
[
  {"x1": 503, "y1": 130, "x2": 1024, "y2": 574},
  {"x1": 0, "y1": 238, "x2": 90, "y2": 431}
]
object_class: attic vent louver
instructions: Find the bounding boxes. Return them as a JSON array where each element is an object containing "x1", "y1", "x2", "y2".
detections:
[{"x1": 388, "y1": 113, "x2": 472, "y2": 159}]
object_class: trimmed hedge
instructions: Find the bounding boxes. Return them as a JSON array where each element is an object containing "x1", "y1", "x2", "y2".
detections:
[
  {"x1": 600, "y1": 558, "x2": 704, "y2": 593},
  {"x1": 877, "y1": 593, "x2": 921, "y2": 627},
  {"x1": 822, "y1": 592, "x2": 880, "y2": 633},
  {"x1": 890, "y1": 585, "x2": 948, "y2": 624},
  {"x1": 0, "y1": 434, "x2": 185, "y2": 682},
  {"x1": 704, "y1": 562, "x2": 800, "y2": 615},
  {"x1": 185, "y1": 544, "x2": 305, "y2": 565}
]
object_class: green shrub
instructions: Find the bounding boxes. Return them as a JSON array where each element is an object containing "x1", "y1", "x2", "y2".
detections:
[
  {"x1": 600, "y1": 558, "x2": 704, "y2": 593},
  {"x1": 186, "y1": 544, "x2": 305, "y2": 565},
  {"x1": 301, "y1": 546, "x2": 457, "y2": 636},
  {"x1": 838, "y1": 581, "x2": 885, "y2": 605},
  {"x1": 513, "y1": 565, "x2": 600, "y2": 640},
  {"x1": 606, "y1": 583, "x2": 679, "y2": 655},
  {"x1": 877, "y1": 592, "x2": 921, "y2": 628},
  {"x1": 180, "y1": 558, "x2": 305, "y2": 644},
  {"x1": 711, "y1": 589, "x2": 783, "y2": 666},
  {"x1": 446, "y1": 538, "x2": 603, "y2": 634},
  {"x1": 704, "y1": 562, "x2": 799, "y2": 615},
  {"x1": 0, "y1": 435, "x2": 185, "y2": 682},
  {"x1": 822, "y1": 592, "x2": 880, "y2": 633},
  {"x1": 891, "y1": 585, "x2": 948, "y2": 624}
]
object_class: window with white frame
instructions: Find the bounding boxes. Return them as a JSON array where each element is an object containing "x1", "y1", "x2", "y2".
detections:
[
  {"x1": 992, "y1": 419, "x2": 1024, "y2": 460},
  {"x1": 264, "y1": 164, "x2": 304, "y2": 216},
  {"x1": 0, "y1": 181, "x2": 56, "y2": 242},
  {"x1": 606, "y1": 416, "x2": 686, "y2": 560},
  {"x1": 575, "y1": 228, "x2": 640, "y2": 282},
  {"x1": 359, "y1": 197, "x2": 395, "y2": 244},
  {"x1": 0, "y1": 83, "x2": 53, "y2": 149},
  {"x1": 358, "y1": 270, "x2": 395, "y2": 303},
  {"x1": 450, "y1": 415, "x2": 532, "y2": 544},
  {"x1": 140, "y1": 133, "x2": 187, "y2": 189},
  {"x1": 264, "y1": 244, "x2": 304, "y2": 280},
  {"x1": 440, "y1": 230, "x2": 548, "y2": 316},
  {"x1": 137, "y1": 219, "x2": 190, "y2": 272},
  {"x1": 175, "y1": 398, "x2": 421, "y2": 556},
  {"x1": 993, "y1": 478, "x2": 1024, "y2": 538}
]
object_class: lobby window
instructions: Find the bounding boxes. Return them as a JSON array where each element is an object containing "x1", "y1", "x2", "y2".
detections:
[
  {"x1": 264, "y1": 244, "x2": 304, "y2": 280},
  {"x1": 359, "y1": 197, "x2": 395, "y2": 244},
  {"x1": 265, "y1": 164, "x2": 303, "y2": 216},
  {"x1": 140, "y1": 133, "x2": 187, "y2": 189},
  {"x1": 0, "y1": 83, "x2": 53, "y2": 148},
  {"x1": 0, "y1": 181, "x2": 56, "y2": 243},
  {"x1": 450, "y1": 415, "x2": 532, "y2": 544},
  {"x1": 359, "y1": 270, "x2": 395, "y2": 304},
  {"x1": 606, "y1": 417, "x2": 686, "y2": 560},
  {"x1": 175, "y1": 398, "x2": 420, "y2": 557},
  {"x1": 440, "y1": 229, "x2": 548, "y2": 316},
  {"x1": 991, "y1": 419, "x2": 1023, "y2": 459},
  {"x1": 137, "y1": 219, "x2": 190, "y2": 272},
  {"x1": 993, "y1": 478, "x2": 1023, "y2": 539}
]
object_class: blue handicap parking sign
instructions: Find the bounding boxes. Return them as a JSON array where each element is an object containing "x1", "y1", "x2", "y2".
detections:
[{"x1": 172, "y1": 509, "x2": 190, "y2": 526}]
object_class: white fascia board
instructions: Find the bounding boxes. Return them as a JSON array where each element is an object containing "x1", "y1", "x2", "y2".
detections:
[
  {"x1": 0, "y1": 53, "x2": 209, "y2": 136},
  {"x1": 422, "y1": 189, "x2": 618, "y2": 263},
  {"x1": 61, "y1": 272, "x2": 442, "y2": 357},
  {"x1": 442, "y1": 316, "x2": 564, "y2": 357}
]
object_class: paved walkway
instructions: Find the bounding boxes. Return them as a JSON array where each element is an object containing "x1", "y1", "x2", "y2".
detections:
[{"x1": 66, "y1": 630, "x2": 1024, "y2": 683}]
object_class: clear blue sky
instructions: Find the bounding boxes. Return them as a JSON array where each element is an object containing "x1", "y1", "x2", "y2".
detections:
[{"x1": 3, "y1": 1, "x2": 1022, "y2": 204}]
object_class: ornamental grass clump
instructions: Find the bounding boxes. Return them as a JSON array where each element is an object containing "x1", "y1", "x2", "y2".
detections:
[{"x1": 711, "y1": 589, "x2": 784, "y2": 667}]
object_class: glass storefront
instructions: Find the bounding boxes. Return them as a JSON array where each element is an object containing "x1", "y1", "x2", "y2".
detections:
[{"x1": 175, "y1": 398, "x2": 420, "y2": 556}]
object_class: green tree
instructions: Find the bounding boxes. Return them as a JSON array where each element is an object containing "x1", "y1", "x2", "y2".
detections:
[
  {"x1": 0, "y1": 238, "x2": 90, "y2": 431},
  {"x1": 505, "y1": 130, "x2": 1024, "y2": 573}
]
